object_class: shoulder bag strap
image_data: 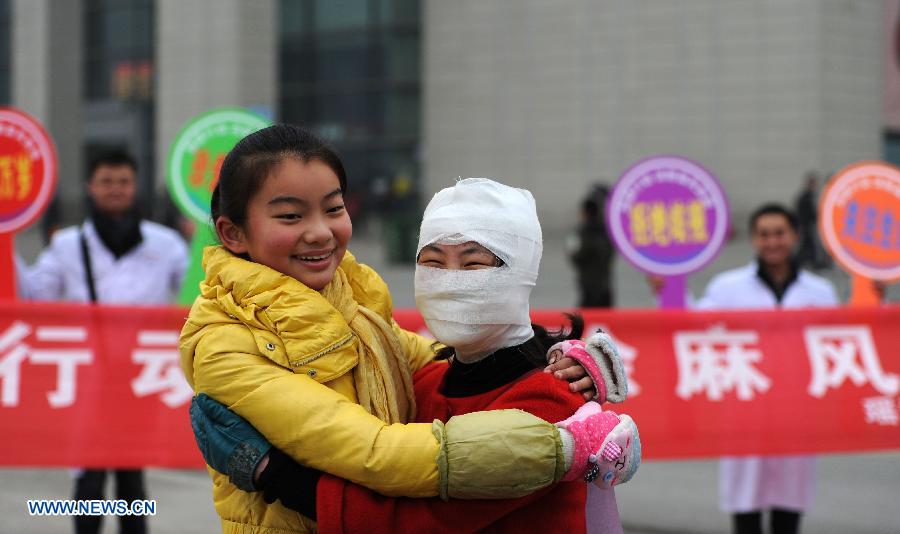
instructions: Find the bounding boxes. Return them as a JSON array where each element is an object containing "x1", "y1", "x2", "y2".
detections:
[{"x1": 79, "y1": 226, "x2": 98, "y2": 303}]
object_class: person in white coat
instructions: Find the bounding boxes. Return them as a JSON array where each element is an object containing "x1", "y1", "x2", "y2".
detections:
[
  {"x1": 15, "y1": 252, "x2": 30, "y2": 299},
  {"x1": 695, "y1": 204, "x2": 839, "y2": 534},
  {"x1": 27, "y1": 150, "x2": 188, "y2": 534}
]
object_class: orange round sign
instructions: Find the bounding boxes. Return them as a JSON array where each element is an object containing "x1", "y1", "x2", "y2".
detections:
[
  {"x1": 819, "y1": 161, "x2": 900, "y2": 282},
  {"x1": 0, "y1": 107, "x2": 57, "y2": 234}
]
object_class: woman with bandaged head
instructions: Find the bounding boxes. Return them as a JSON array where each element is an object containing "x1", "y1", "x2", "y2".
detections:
[
  {"x1": 408, "y1": 178, "x2": 636, "y2": 533},
  {"x1": 191, "y1": 177, "x2": 639, "y2": 533}
]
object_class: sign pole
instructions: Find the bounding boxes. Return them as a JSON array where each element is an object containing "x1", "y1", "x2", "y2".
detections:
[
  {"x1": 850, "y1": 275, "x2": 881, "y2": 306},
  {"x1": 0, "y1": 234, "x2": 15, "y2": 299},
  {"x1": 166, "y1": 108, "x2": 270, "y2": 305},
  {"x1": 659, "y1": 275, "x2": 687, "y2": 309},
  {"x1": 178, "y1": 223, "x2": 217, "y2": 304}
]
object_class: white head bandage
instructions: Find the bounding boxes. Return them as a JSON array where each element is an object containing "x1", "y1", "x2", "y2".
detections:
[{"x1": 415, "y1": 178, "x2": 543, "y2": 360}]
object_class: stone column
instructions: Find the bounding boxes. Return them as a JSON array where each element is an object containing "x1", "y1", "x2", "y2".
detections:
[
  {"x1": 155, "y1": 0, "x2": 277, "y2": 190},
  {"x1": 12, "y1": 0, "x2": 84, "y2": 225}
]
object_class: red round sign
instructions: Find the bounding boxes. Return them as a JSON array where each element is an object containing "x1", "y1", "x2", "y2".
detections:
[{"x1": 0, "y1": 107, "x2": 57, "y2": 234}]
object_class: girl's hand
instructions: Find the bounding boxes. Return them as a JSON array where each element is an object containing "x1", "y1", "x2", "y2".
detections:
[
  {"x1": 646, "y1": 274, "x2": 666, "y2": 296},
  {"x1": 545, "y1": 331, "x2": 629, "y2": 403},
  {"x1": 555, "y1": 401, "x2": 641, "y2": 488},
  {"x1": 545, "y1": 355, "x2": 596, "y2": 401},
  {"x1": 190, "y1": 393, "x2": 272, "y2": 491}
]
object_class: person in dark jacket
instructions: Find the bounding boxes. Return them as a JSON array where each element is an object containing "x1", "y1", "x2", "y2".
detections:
[
  {"x1": 568, "y1": 186, "x2": 615, "y2": 307},
  {"x1": 794, "y1": 172, "x2": 829, "y2": 269}
]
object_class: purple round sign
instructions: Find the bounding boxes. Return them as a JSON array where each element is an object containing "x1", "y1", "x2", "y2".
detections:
[{"x1": 606, "y1": 155, "x2": 730, "y2": 277}]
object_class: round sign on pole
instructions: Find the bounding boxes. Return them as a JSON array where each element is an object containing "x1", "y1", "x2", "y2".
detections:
[
  {"x1": 0, "y1": 107, "x2": 57, "y2": 234},
  {"x1": 819, "y1": 161, "x2": 900, "y2": 304},
  {"x1": 607, "y1": 155, "x2": 730, "y2": 307},
  {"x1": 166, "y1": 108, "x2": 270, "y2": 305},
  {"x1": 0, "y1": 107, "x2": 58, "y2": 300},
  {"x1": 167, "y1": 108, "x2": 270, "y2": 225}
]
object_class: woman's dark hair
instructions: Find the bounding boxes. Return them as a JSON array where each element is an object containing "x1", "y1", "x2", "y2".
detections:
[
  {"x1": 211, "y1": 124, "x2": 347, "y2": 227},
  {"x1": 434, "y1": 313, "x2": 585, "y2": 369}
]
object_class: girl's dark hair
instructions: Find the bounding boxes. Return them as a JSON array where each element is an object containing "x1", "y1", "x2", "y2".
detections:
[
  {"x1": 211, "y1": 124, "x2": 347, "y2": 227},
  {"x1": 434, "y1": 313, "x2": 585, "y2": 369}
]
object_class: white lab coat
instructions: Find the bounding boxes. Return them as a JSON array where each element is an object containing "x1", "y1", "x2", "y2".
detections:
[
  {"x1": 28, "y1": 220, "x2": 189, "y2": 304},
  {"x1": 14, "y1": 252, "x2": 30, "y2": 299},
  {"x1": 695, "y1": 262, "x2": 839, "y2": 513}
]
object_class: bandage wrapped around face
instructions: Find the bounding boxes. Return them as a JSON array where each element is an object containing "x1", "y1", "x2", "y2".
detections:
[{"x1": 415, "y1": 178, "x2": 543, "y2": 360}]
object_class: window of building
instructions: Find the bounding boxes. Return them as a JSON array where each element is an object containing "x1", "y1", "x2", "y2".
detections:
[
  {"x1": 314, "y1": 0, "x2": 370, "y2": 32},
  {"x1": 884, "y1": 132, "x2": 900, "y2": 167},
  {"x1": 83, "y1": 0, "x2": 154, "y2": 102},
  {"x1": 0, "y1": 0, "x2": 11, "y2": 105},
  {"x1": 379, "y1": 0, "x2": 420, "y2": 26},
  {"x1": 82, "y1": 0, "x2": 157, "y2": 218},
  {"x1": 279, "y1": 0, "x2": 422, "y2": 224}
]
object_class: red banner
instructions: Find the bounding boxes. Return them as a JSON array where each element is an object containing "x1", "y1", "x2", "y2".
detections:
[{"x1": 2, "y1": 301, "x2": 899, "y2": 467}]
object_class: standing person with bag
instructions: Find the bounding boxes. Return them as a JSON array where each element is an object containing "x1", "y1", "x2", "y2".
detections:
[{"x1": 27, "y1": 150, "x2": 189, "y2": 534}]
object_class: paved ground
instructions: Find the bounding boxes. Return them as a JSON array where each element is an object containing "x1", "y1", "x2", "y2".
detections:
[
  {"x1": 4, "y1": 452, "x2": 898, "y2": 533},
  {"x1": 6, "y1": 222, "x2": 899, "y2": 533}
]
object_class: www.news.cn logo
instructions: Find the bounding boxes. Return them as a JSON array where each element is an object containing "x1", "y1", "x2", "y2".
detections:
[{"x1": 27, "y1": 499, "x2": 157, "y2": 517}]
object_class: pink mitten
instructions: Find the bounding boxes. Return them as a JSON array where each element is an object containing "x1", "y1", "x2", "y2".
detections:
[
  {"x1": 590, "y1": 413, "x2": 640, "y2": 488},
  {"x1": 555, "y1": 402, "x2": 641, "y2": 488}
]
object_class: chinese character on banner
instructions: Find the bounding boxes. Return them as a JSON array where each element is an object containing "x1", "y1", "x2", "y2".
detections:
[
  {"x1": 861, "y1": 396, "x2": 899, "y2": 426},
  {"x1": 0, "y1": 321, "x2": 92, "y2": 407},
  {"x1": 674, "y1": 325, "x2": 771, "y2": 401},
  {"x1": 804, "y1": 326, "x2": 900, "y2": 398},
  {"x1": 130, "y1": 330, "x2": 193, "y2": 408},
  {"x1": 587, "y1": 323, "x2": 640, "y2": 396}
]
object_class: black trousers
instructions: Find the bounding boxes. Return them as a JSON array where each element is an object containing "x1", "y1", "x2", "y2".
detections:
[
  {"x1": 73, "y1": 469, "x2": 147, "y2": 534},
  {"x1": 733, "y1": 509, "x2": 801, "y2": 534},
  {"x1": 579, "y1": 286, "x2": 613, "y2": 308}
]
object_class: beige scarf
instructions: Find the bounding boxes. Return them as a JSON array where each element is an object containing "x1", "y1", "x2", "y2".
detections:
[{"x1": 321, "y1": 267, "x2": 416, "y2": 425}]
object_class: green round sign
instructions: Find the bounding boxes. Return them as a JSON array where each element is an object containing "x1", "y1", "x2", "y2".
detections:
[{"x1": 167, "y1": 108, "x2": 270, "y2": 223}]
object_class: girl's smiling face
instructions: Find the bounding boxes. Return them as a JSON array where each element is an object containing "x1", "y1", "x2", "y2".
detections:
[{"x1": 219, "y1": 157, "x2": 352, "y2": 290}]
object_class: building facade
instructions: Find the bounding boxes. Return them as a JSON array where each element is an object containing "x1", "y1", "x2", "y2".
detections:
[
  {"x1": 5, "y1": 0, "x2": 421, "y2": 231},
  {"x1": 2, "y1": 0, "x2": 887, "y2": 235},
  {"x1": 423, "y1": 0, "x2": 884, "y2": 230}
]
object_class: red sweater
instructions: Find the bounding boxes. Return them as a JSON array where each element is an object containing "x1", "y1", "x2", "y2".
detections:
[{"x1": 316, "y1": 360, "x2": 587, "y2": 534}]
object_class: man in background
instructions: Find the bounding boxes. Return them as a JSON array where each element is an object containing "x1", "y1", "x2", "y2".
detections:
[
  {"x1": 27, "y1": 150, "x2": 189, "y2": 534},
  {"x1": 695, "y1": 203, "x2": 838, "y2": 534}
]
